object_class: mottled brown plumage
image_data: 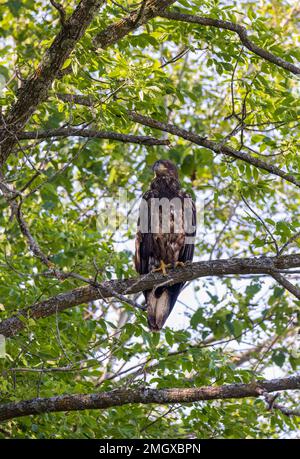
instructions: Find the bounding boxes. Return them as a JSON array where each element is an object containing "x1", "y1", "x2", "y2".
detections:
[{"x1": 135, "y1": 160, "x2": 196, "y2": 331}]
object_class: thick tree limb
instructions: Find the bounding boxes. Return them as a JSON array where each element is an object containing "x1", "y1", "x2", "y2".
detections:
[
  {"x1": 1, "y1": 254, "x2": 300, "y2": 338},
  {"x1": 0, "y1": 0, "x2": 105, "y2": 168},
  {"x1": 17, "y1": 128, "x2": 170, "y2": 146},
  {"x1": 93, "y1": 0, "x2": 176, "y2": 48},
  {"x1": 128, "y1": 111, "x2": 300, "y2": 189},
  {"x1": 0, "y1": 375, "x2": 299, "y2": 422},
  {"x1": 160, "y1": 10, "x2": 300, "y2": 75}
]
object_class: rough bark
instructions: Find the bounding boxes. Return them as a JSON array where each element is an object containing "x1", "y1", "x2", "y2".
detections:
[
  {"x1": 0, "y1": 375, "x2": 299, "y2": 422},
  {"x1": 17, "y1": 128, "x2": 169, "y2": 146},
  {"x1": 93, "y1": 0, "x2": 177, "y2": 48},
  {"x1": 1, "y1": 253, "x2": 300, "y2": 338}
]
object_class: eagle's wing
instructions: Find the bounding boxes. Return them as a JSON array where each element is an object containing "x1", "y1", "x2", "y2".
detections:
[
  {"x1": 134, "y1": 190, "x2": 153, "y2": 275},
  {"x1": 134, "y1": 228, "x2": 152, "y2": 275}
]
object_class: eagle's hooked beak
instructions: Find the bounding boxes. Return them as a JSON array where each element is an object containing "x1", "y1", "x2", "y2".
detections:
[{"x1": 153, "y1": 162, "x2": 168, "y2": 175}]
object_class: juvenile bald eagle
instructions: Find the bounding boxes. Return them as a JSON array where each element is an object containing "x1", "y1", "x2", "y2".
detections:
[{"x1": 135, "y1": 160, "x2": 196, "y2": 331}]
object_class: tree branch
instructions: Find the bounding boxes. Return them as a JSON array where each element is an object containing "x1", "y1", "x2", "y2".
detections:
[
  {"x1": 0, "y1": 0, "x2": 106, "y2": 168},
  {"x1": 0, "y1": 1, "x2": 179, "y2": 168},
  {"x1": 160, "y1": 10, "x2": 300, "y2": 75},
  {"x1": 16, "y1": 127, "x2": 170, "y2": 146},
  {"x1": 232, "y1": 328, "x2": 296, "y2": 367},
  {"x1": 264, "y1": 393, "x2": 300, "y2": 417},
  {"x1": 93, "y1": 0, "x2": 176, "y2": 48},
  {"x1": 53, "y1": 99, "x2": 300, "y2": 188},
  {"x1": 2, "y1": 254, "x2": 300, "y2": 338},
  {"x1": 56, "y1": 93, "x2": 95, "y2": 106},
  {"x1": 0, "y1": 375, "x2": 299, "y2": 422},
  {"x1": 127, "y1": 111, "x2": 300, "y2": 189},
  {"x1": 270, "y1": 272, "x2": 300, "y2": 300},
  {"x1": 0, "y1": 175, "x2": 53, "y2": 268},
  {"x1": 52, "y1": 97, "x2": 300, "y2": 189},
  {"x1": 50, "y1": 0, "x2": 67, "y2": 27}
]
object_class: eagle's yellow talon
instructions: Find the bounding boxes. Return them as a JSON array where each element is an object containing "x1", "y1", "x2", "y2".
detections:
[
  {"x1": 175, "y1": 261, "x2": 185, "y2": 268},
  {"x1": 152, "y1": 260, "x2": 171, "y2": 276}
]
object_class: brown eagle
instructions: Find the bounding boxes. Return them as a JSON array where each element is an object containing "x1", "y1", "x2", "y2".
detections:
[{"x1": 135, "y1": 160, "x2": 196, "y2": 331}]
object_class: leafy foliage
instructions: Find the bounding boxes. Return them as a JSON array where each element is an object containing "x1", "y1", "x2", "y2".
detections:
[{"x1": 0, "y1": 0, "x2": 299, "y2": 439}]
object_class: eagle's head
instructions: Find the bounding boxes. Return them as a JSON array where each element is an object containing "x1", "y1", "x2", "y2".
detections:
[{"x1": 152, "y1": 160, "x2": 178, "y2": 179}]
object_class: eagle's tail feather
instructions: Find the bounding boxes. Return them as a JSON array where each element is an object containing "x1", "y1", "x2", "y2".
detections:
[{"x1": 147, "y1": 289, "x2": 171, "y2": 332}]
